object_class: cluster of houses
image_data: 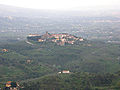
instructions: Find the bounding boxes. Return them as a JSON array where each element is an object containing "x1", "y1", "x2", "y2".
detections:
[
  {"x1": 28, "y1": 32, "x2": 84, "y2": 46},
  {"x1": 5, "y1": 81, "x2": 20, "y2": 90},
  {"x1": 0, "y1": 49, "x2": 8, "y2": 52}
]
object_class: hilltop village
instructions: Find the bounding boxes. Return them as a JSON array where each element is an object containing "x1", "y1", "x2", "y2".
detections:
[{"x1": 27, "y1": 32, "x2": 84, "y2": 45}]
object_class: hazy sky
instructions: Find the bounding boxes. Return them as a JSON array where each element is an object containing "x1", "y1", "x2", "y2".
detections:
[{"x1": 0, "y1": 0, "x2": 119, "y2": 10}]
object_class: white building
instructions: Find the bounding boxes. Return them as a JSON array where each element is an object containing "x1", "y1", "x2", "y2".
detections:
[{"x1": 62, "y1": 70, "x2": 70, "y2": 74}]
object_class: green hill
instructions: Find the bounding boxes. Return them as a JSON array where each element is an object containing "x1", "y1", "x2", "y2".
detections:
[
  {"x1": 1, "y1": 40, "x2": 120, "y2": 89},
  {"x1": 21, "y1": 72, "x2": 120, "y2": 90}
]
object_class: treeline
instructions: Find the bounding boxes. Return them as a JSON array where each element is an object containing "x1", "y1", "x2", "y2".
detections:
[{"x1": 21, "y1": 72, "x2": 120, "y2": 90}]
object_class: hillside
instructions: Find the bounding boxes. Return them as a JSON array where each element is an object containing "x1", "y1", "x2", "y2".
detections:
[
  {"x1": 0, "y1": 40, "x2": 120, "y2": 83},
  {"x1": 0, "y1": 42, "x2": 56, "y2": 82},
  {"x1": 21, "y1": 72, "x2": 120, "y2": 90},
  {"x1": 0, "y1": 40, "x2": 120, "y2": 89}
]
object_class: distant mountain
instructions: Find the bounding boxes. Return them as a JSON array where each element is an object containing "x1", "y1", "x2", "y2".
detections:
[
  {"x1": 0, "y1": 4, "x2": 120, "y2": 18},
  {"x1": 0, "y1": 4, "x2": 51, "y2": 17}
]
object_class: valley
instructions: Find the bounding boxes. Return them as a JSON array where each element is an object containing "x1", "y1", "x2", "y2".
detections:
[{"x1": 0, "y1": 4, "x2": 120, "y2": 90}]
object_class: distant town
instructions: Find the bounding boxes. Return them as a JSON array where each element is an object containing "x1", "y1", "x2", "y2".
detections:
[{"x1": 27, "y1": 32, "x2": 84, "y2": 46}]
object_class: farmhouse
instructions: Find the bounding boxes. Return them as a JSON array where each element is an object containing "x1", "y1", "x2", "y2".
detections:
[
  {"x1": 5, "y1": 81, "x2": 20, "y2": 90},
  {"x1": 6, "y1": 81, "x2": 12, "y2": 87},
  {"x1": 2, "y1": 49, "x2": 8, "y2": 52},
  {"x1": 58, "y1": 70, "x2": 70, "y2": 74},
  {"x1": 62, "y1": 70, "x2": 70, "y2": 73}
]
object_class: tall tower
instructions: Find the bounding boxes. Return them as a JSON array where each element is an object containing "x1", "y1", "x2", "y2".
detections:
[{"x1": 46, "y1": 31, "x2": 48, "y2": 35}]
